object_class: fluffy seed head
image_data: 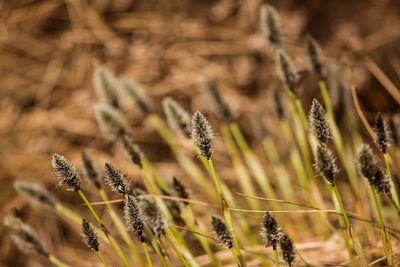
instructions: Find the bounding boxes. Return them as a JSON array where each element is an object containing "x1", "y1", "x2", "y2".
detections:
[
  {"x1": 52, "y1": 154, "x2": 81, "y2": 191},
  {"x1": 172, "y1": 177, "x2": 190, "y2": 205},
  {"x1": 309, "y1": 98, "x2": 331, "y2": 145},
  {"x1": 260, "y1": 212, "x2": 283, "y2": 249},
  {"x1": 305, "y1": 36, "x2": 325, "y2": 80},
  {"x1": 373, "y1": 169, "x2": 392, "y2": 195},
  {"x1": 211, "y1": 216, "x2": 233, "y2": 249},
  {"x1": 104, "y1": 163, "x2": 129, "y2": 195},
  {"x1": 14, "y1": 181, "x2": 57, "y2": 207},
  {"x1": 191, "y1": 111, "x2": 214, "y2": 159},
  {"x1": 314, "y1": 145, "x2": 338, "y2": 184},
  {"x1": 81, "y1": 151, "x2": 101, "y2": 189},
  {"x1": 120, "y1": 77, "x2": 152, "y2": 114},
  {"x1": 202, "y1": 78, "x2": 232, "y2": 121},
  {"x1": 94, "y1": 103, "x2": 128, "y2": 138},
  {"x1": 93, "y1": 65, "x2": 119, "y2": 108},
  {"x1": 82, "y1": 218, "x2": 100, "y2": 251},
  {"x1": 280, "y1": 233, "x2": 296, "y2": 266},
  {"x1": 5, "y1": 217, "x2": 47, "y2": 256},
  {"x1": 140, "y1": 197, "x2": 168, "y2": 239},
  {"x1": 276, "y1": 50, "x2": 297, "y2": 93},
  {"x1": 374, "y1": 113, "x2": 391, "y2": 154},
  {"x1": 260, "y1": 4, "x2": 282, "y2": 48},
  {"x1": 162, "y1": 97, "x2": 191, "y2": 138},
  {"x1": 124, "y1": 195, "x2": 144, "y2": 242},
  {"x1": 121, "y1": 135, "x2": 143, "y2": 168},
  {"x1": 357, "y1": 144, "x2": 378, "y2": 184}
]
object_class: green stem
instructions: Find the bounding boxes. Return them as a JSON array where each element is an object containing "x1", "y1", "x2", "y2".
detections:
[
  {"x1": 165, "y1": 232, "x2": 189, "y2": 267},
  {"x1": 97, "y1": 251, "x2": 109, "y2": 267},
  {"x1": 48, "y1": 254, "x2": 66, "y2": 267},
  {"x1": 142, "y1": 242, "x2": 153, "y2": 267},
  {"x1": 295, "y1": 98, "x2": 309, "y2": 130},
  {"x1": 387, "y1": 194, "x2": 400, "y2": 217},
  {"x1": 383, "y1": 153, "x2": 400, "y2": 212},
  {"x1": 77, "y1": 190, "x2": 130, "y2": 267},
  {"x1": 273, "y1": 249, "x2": 279, "y2": 267},
  {"x1": 231, "y1": 248, "x2": 243, "y2": 267}
]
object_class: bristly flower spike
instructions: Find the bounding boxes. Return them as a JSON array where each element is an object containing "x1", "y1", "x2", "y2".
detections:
[
  {"x1": 81, "y1": 151, "x2": 101, "y2": 189},
  {"x1": 202, "y1": 78, "x2": 232, "y2": 121},
  {"x1": 211, "y1": 216, "x2": 233, "y2": 249},
  {"x1": 309, "y1": 98, "x2": 331, "y2": 145},
  {"x1": 260, "y1": 4, "x2": 282, "y2": 48},
  {"x1": 172, "y1": 177, "x2": 190, "y2": 205},
  {"x1": 104, "y1": 163, "x2": 129, "y2": 195},
  {"x1": 276, "y1": 50, "x2": 297, "y2": 93},
  {"x1": 375, "y1": 113, "x2": 391, "y2": 154},
  {"x1": 162, "y1": 97, "x2": 191, "y2": 138},
  {"x1": 121, "y1": 135, "x2": 143, "y2": 168},
  {"x1": 82, "y1": 218, "x2": 100, "y2": 251},
  {"x1": 94, "y1": 103, "x2": 128, "y2": 138},
  {"x1": 260, "y1": 212, "x2": 283, "y2": 250},
  {"x1": 119, "y1": 77, "x2": 152, "y2": 114},
  {"x1": 14, "y1": 181, "x2": 57, "y2": 208},
  {"x1": 280, "y1": 233, "x2": 296, "y2": 266},
  {"x1": 93, "y1": 65, "x2": 119, "y2": 108},
  {"x1": 52, "y1": 154, "x2": 81, "y2": 191},
  {"x1": 139, "y1": 197, "x2": 168, "y2": 239},
  {"x1": 314, "y1": 144, "x2": 338, "y2": 185},
  {"x1": 305, "y1": 35, "x2": 325, "y2": 80},
  {"x1": 191, "y1": 111, "x2": 214, "y2": 159},
  {"x1": 124, "y1": 195, "x2": 144, "y2": 242}
]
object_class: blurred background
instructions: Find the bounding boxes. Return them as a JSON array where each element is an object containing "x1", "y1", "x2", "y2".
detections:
[{"x1": 1, "y1": 0, "x2": 400, "y2": 266}]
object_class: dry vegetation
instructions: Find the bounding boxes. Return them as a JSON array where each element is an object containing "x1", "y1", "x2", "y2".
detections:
[{"x1": 1, "y1": 0, "x2": 400, "y2": 266}]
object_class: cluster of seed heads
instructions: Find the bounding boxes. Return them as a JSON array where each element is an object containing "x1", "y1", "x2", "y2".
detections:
[
  {"x1": 280, "y1": 233, "x2": 296, "y2": 266},
  {"x1": 314, "y1": 145, "x2": 339, "y2": 184},
  {"x1": 260, "y1": 4, "x2": 282, "y2": 48},
  {"x1": 81, "y1": 151, "x2": 101, "y2": 189},
  {"x1": 309, "y1": 98, "x2": 331, "y2": 145},
  {"x1": 357, "y1": 144, "x2": 391, "y2": 195},
  {"x1": 191, "y1": 111, "x2": 214, "y2": 159},
  {"x1": 120, "y1": 78, "x2": 152, "y2": 114},
  {"x1": 81, "y1": 218, "x2": 100, "y2": 251},
  {"x1": 162, "y1": 97, "x2": 191, "y2": 138},
  {"x1": 94, "y1": 103, "x2": 128, "y2": 138},
  {"x1": 202, "y1": 78, "x2": 232, "y2": 121},
  {"x1": 52, "y1": 154, "x2": 81, "y2": 191},
  {"x1": 276, "y1": 50, "x2": 298, "y2": 93},
  {"x1": 121, "y1": 135, "x2": 143, "y2": 168},
  {"x1": 260, "y1": 212, "x2": 283, "y2": 250},
  {"x1": 104, "y1": 163, "x2": 129, "y2": 195},
  {"x1": 93, "y1": 65, "x2": 119, "y2": 108},
  {"x1": 14, "y1": 181, "x2": 57, "y2": 208},
  {"x1": 211, "y1": 216, "x2": 233, "y2": 249},
  {"x1": 172, "y1": 177, "x2": 190, "y2": 205},
  {"x1": 305, "y1": 36, "x2": 325, "y2": 80},
  {"x1": 374, "y1": 113, "x2": 391, "y2": 154},
  {"x1": 140, "y1": 197, "x2": 168, "y2": 239},
  {"x1": 124, "y1": 195, "x2": 144, "y2": 242}
]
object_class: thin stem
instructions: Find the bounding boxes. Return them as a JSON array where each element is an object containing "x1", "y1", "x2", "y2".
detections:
[
  {"x1": 77, "y1": 190, "x2": 130, "y2": 267},
  {"x1": 387, "y1": 194, "x2": 400, "y2": 217},
  {"x1": 48, "y1": 254, "x2": 66, "y2": 267},
  {"x1": 383, "y1": 153, "x2": 400, "y2": 210},
  {"x1": 273, "y1": 249, "x2": 280, "y2": 267},
  {"x1": 97, "y1": 251, "x2": 109, "y2": 267},
  {"x1": 151, "y1": 238, "x2": 167, "y2": 267},
  {"x1": 295, "y1": 98, "x2": 309, "y2": 130},
  {"x1": 231, "y1": 248, "x2": 243, "y2": 267},
  {"x1": 332, "y1": 185, "x2": 351, "y2": 228},
  {"x1": 165, "y1": 233, "x2": 189, "y2": 267},
  {"x1": 142, "y1": 242, "x2": 153, "y2": 267}
]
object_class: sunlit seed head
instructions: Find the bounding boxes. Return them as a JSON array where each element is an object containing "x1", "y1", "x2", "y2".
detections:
[
  {"x1": 104, "y1": 163, "x2": 129, "y2": 195},
  {"x1": 82, "y1": 218, "x2": 100, "y2": 251},
  {"x1": 309, "y1": 98, "x2": 331, "y2": 145},
  {"x1": 124, "y1": 195, "x2": 144, "y2": 242},
  {"x1": 94, "y1": 103, "x2": 128, "y2": 138},
  {"x1": 276, "y1": 50, "x2": 297, "y2": 93},
  {"x1": 52, "y1": 154, "x2": 81, "y2": 191},
  {"x1": 260, "y1": 4, "x2": 282, "y2": 48},
  {"x1": 191, "y1": 111, "x2": 214, "y2": 159},
  {"x1": 314, "y1": 145, "x2": 338, "y2": 184},
  {"x1": 211, "y1": 216, "x2": 233, "y2": 249}
]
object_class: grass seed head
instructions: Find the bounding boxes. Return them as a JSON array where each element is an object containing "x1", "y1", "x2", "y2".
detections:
[
  {"x1": 260, "y1": 4, "x2": 282, "y2": 48},
  {"x1": 140, "y1": 197, "x2": 168, "y2": 239},
  {"x1": 280, "y1": 233, "x2": 296, "y2": 266},
  {"x1": 276, "y1": 50, "x2": 297, "y2": 93},
  {"x1": 305, "y1": 36, "x2": 325, "y2": 80},
  {"x1": 202, "y1": 78, "x2": 232, "y2": 121},
  {"x1": 373, "y1": 169, "x2": 392, "y2": 195},
  {"x1": 81, "y1": 151, "x2": 101, "y2": 189},
  {"x1": 162, "y1": 97, "x2": 191, "y2": 138},
  {"x1": 52, "y1": 154, "x2": 81, "y2": 191},
  {"x1": 124, "y1": 195, "x2": 144, "y2": 242},
  {"x1": 94, "y1": 103, "x2": 128, "y2": 138},
  {"x1": 260, "y1": 212, "x2": 283, "y2": 250},
  {"x1": 93, "y1": 65, "x2": 119, "y2": 108},
  {"x1": 314, "y1": 145, "x2": 338, "y2": 184},
  {"x1": 104, "y1": 163, "x2": 129, "y2": 195},
  {"x1": 14, "y1": 180, "x2": 57, "y2": 208},
  {"x1": 374, "y1": 113, "x2": 391, "y2": 154},
  {"x1": 309, "y1": 98, "x2": 331, "y2": 145},
  {"x1": 357, "y1": 144, "x2": 378, "y2": 184},
  {"x1": 191, "y1": 111, "x2": 214, "y2": 159},
  {"x1": 82, "y1": 218, "x2": 100, "y2": 251},
  {"x1": 120, "y1": 77, "x2": 152, "y2": 114},
  {"x1": 121, "y1": 135, "x2": 143, "y2": 168},
  {"x1": 211, "y1": 216, "x2": 233, "y2": 249},
  {"x1": 172, "y1": 177, "x2": 190, "y2": 205}
]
